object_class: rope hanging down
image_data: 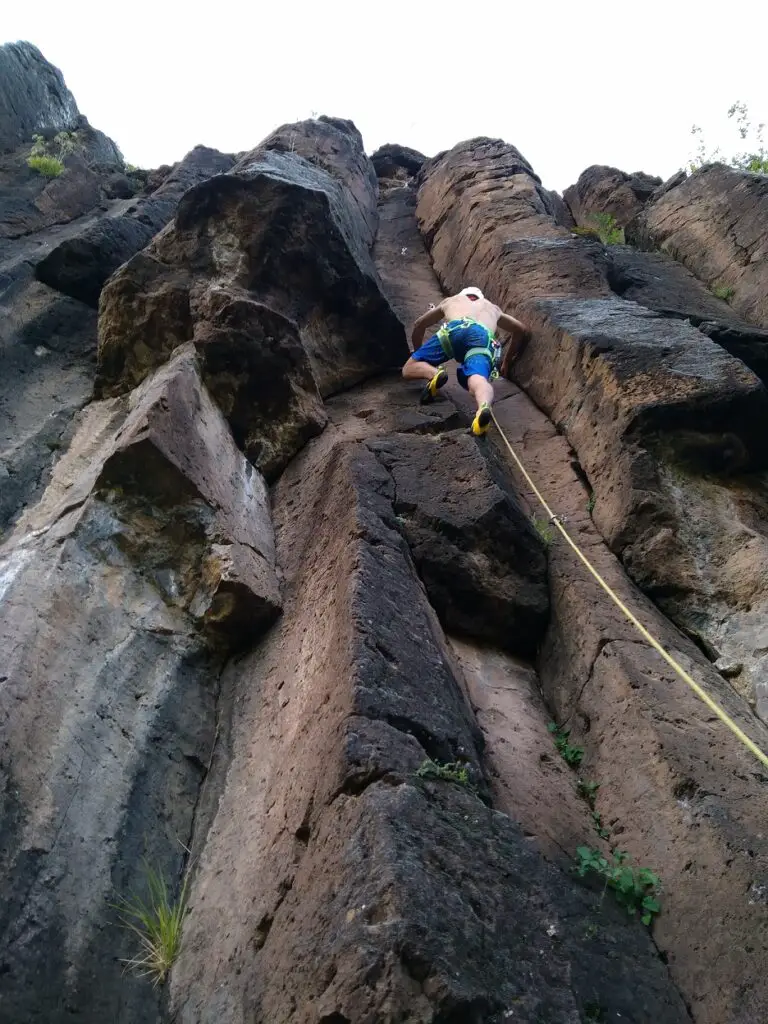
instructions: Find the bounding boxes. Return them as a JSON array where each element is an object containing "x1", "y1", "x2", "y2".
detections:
[{"x1": 489, "y1": 409, "x2": 768, "y2": 772}]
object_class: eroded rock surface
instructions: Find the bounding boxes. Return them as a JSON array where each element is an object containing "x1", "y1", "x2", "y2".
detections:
[
  {"x1": 0, "y1": 346, "x2": 279, "y2": 1021},
  {"x1": 3, "y1": 45, "x2": 768, "y2": 1023},
  {"x1": 419, "y1": 137, "x2": 768, "y2": 1021},
  {"x1": 632, "y1": 163, "x2": 768, "y2": 328},
  {"x1": 564, "y1": 164, "x2": 662, "y2": 229},
  {"x1": 98, "y1": 146, "x2": 406, "y2": 476}
]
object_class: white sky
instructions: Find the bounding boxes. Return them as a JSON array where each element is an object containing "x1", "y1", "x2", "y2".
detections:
[{"x1": 3, "y1": 0, "x2": 765, "y2": 194}]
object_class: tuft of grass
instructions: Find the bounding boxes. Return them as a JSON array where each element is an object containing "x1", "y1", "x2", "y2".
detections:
[
  {"x1": 573, "y1": 212, "x2": 624, "y2": 245},
  {"x1": 574, "y1": 846, "x2": 662, "y2": 926},
  {"x1": 548, "y1": 722, "x2": 584, "y2": 767},
  {"x1": 416, "y1": 758, "x2": 470, "y2": 786},
  {"x1": 712, "y1": 284, "x2": 735, "y2": 302},
  {"x1": 586, "y1": 492, "x2": 596, "y2": 515},
  {"x1": 27, "y1": 154, "x2": 64, "y2": 178},
  {"x1": 532, "y1": 516, "x2": 555, "y2": 546},
  {"x1": 112, "y1": 860, "x2": 190, "y2": 985}
]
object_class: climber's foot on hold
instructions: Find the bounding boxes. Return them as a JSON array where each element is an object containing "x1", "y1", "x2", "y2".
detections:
[
  {"x1": 419, "y1": 368, "x2": 448, "y2": 405},
  {"x1": 471, "y1": 403, "x2": 492, "y2": 436}
]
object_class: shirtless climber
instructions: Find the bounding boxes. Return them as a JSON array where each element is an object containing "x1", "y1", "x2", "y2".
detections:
[{"x1": 401, "y1": 287, "x2": 530, "y2": 436}]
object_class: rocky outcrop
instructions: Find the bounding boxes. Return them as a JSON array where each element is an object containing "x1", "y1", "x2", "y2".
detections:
[
  {"x1": 607, "y1": 244, "x2": 768, "y2": 385},
  {"x1": 170, "y1": 379, "x2": 688, "y2": 1024},
  {"x1": 98, "y1": 147, "x2": 406, "y2": 476},
  {"x1": 564, "y1": 164, "x2": 662, "y2": 228},
  {"x1": 418, "y1": 137, "x2": 768, "y2": 1021},
  {"x1": 631, "y1": 163, "x2": 768, "y2": 328},
  {"x1": 35, "y1": 146, "x2": 235, "y2": 306},
  {"x1": 245, "y1": 115, "x2": 379, "y2": 248},
  {"x1": 0, "y1": 346, "x2": 279, "y2": 1022},
  {"x1": 6, "y1": 41, "x2": 768, "y2": 1024}
]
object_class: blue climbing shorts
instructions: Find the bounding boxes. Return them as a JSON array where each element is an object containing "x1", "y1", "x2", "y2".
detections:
[{"x1": 412, "y1": 318, "x2": 496, "y2": 389}]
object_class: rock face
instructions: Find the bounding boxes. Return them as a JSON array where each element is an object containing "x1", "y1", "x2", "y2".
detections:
[
  {"x1": 4, "y1": 42, "x2": 768, "y2": 1024},
  {"x1": 35, "y1": 145, "x2": 235, "y2": 306},
  {"x1": 418, "y1": 138, "x2": 768, "y2": 1022},
  {"x1": 0, "y1": 42, "x2": 80, "y2": 151},
  {"x1": 98, "y1": 146, "x2": 406, "y2": 476},
  {"x1": 564, "y1": 164, "x2": 662, "y2": 228},
  {"x1": 631, "y1": 163, "x2": 768, "y2": 328},
  {"x1": 0, "y1": 346, "x2": 279, "y2": 1022}
]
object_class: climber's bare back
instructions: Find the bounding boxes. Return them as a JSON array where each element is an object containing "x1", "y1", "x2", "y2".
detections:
[{"x1": 439, "y1": 293, "x2": 503, "y2": 332}]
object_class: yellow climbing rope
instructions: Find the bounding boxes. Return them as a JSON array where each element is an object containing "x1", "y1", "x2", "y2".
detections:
[{"x1": 489, "y1": 409, "x2": 768, "y2": 772}]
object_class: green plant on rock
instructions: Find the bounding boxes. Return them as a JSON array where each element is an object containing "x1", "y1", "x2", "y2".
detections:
[
  {"x1": 573, "y1": 212, "x2": 624, "y2": 245},
  {"x1": 591, "y1": 809, "x2": 611, "y2": 840},
  {"x1": 532, "y1": 516, "x2": 555, "y2": 546},
  {"x1": 112, "y1": 860, "x2": 190, "y2": 985},
  {"x1": 577, "y1": 778, "x2": 600, "y2": 808},
  {"x1": 574, "y1": 846, "x2": 662, "y2": 926},
  {"x1": 712, "y1": 283, "x2": 735, "y2": 301},
  {"x1": 548, "y1": 722, "x2": 584, "y2": 767},
  {"x1": 416, "y1": 758, "x2": 470, "y2": 786},
  {"x1": 586, "y1": 492, "x2": 596, "y2": 515},
  {"x1": 27, "y1": 154, "x2": 64, "y2": 178}
]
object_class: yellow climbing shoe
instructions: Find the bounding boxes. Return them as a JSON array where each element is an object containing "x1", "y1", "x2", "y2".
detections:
[
  {"x1": 419, "y1": 368, "x2": 448, "y2": 405},
  {"x1": 471, "y1": 403, "x2": 492, "y2": 436}
]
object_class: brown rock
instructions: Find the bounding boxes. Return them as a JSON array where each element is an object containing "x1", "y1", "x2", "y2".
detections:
[
  {"x1": 417, "y1": 137, "x2": 611, "y2": 305},
  {"x1": 0, "y1": 345, "x2": 279, "y2": 1021},
  {"x1": 564, "y1": 164, "x2": 662, "y2": 229},
  {"x1": 418, "y1": 136, "x2": 768, "y2": 1020},
  {"x1": 631, "y1": 163, "x2": 768, "y2": 328},
  {"x1": 608, "y1": 243, "x2": 768, "y2": 385},
  {"x1": 371, "y1": 431, "x2": 549, "y2": 654},
  {"x1": 35, "y1": 145, "x2": 235, "y2": 307},
  {"x1": 98, "y1": 149, "x2": 406, "y2": 476},
  {"x1": 243, "y1": 115, "x2": 379, "y2": 248},
  {"x1": 170, "y1": 381, "x2": 688, "y2": 1024}
]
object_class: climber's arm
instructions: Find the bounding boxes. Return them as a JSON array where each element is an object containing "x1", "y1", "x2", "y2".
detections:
[
  {"x1": 411, "y1": 304, "x2": 444, "y2": 350},
  {"x1": 498, "y1": 312, "x2": 531, "y2": 377}
]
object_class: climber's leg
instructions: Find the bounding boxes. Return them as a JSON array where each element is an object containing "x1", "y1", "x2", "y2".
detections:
[
  {"x1": 457, "y1": 353, "x2": 494, "y2": 436},
  {"x1": 402, "y1": 334, "x2": 449, "y2": 404}
]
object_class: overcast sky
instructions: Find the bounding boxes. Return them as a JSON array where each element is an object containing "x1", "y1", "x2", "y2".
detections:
[{"x1": 4, "y1": 0, "x2": 766, "y2": 194}]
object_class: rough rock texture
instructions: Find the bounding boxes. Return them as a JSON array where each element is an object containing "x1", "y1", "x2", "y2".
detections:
[
  {"x1": 564, "y1": 164, "x2": 662, "y2": 228},
  {"x1": 372, "y1": 432, "x2": 549, "y2": 653},
  {"x1": 1, "y1": 42, "x2": 78, "y2": 150},
  {"x1": 98, "y1": 147, "x2": 406, "y2": 476},
  {"x1": 631, "y1": 163, "x2": 768, "y2": 328},
  {"x1": 607, "y1": 243, "x2": 768, "y2": 385},
  {"x1": 372, "y1": 142, "x2": 426, "y2": 184},
  {"x1": 4, "y1": 48, "x2": 768, "y2": 1021},
  {"x1": 244, "y1": 115, "x2": 379, "y2": 248},
  {"x1": 0, "y1": 346, "x2": 279, "y2": 1022},
  {"x1": 35, "y1": 145, "x2": 235, "y2": 306},
  {"x1": 419, "y1": 138, "x2": 768, "y2": 1021},
  {"x1": 170, "y1": 382, "x2": 689, "y2": 1024}
]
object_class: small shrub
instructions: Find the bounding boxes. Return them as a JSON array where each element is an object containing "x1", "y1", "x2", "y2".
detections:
[
  {"x1": 416, "y1": 758, "x2": 470, "y2": 786},
  {"x1": 27, "y1": 155, "x2": 64, "y2": 178},
  {"x1": 112, "y1": 861, "x2": 189, "y2": 985},
  {"x1": 586, "y1": 492, "x2": 596, "y2": 515},
  {"x1": 548, "y1": 722, "x2": 584, "y2": 767},
  {"x1": 574, "y1": 846, "x2": 662, "y2": 926},
  {"x1": 713, "y1": 284, "x2": 735, "y2": 301}
]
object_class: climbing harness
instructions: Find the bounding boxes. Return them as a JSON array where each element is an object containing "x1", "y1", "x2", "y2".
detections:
[
  {"x1": 436, "y1": 318, "x2": 502, "y2": 380},
  {"x1": 489, "y1": 408, "x2": 768, "y2": 772}
]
